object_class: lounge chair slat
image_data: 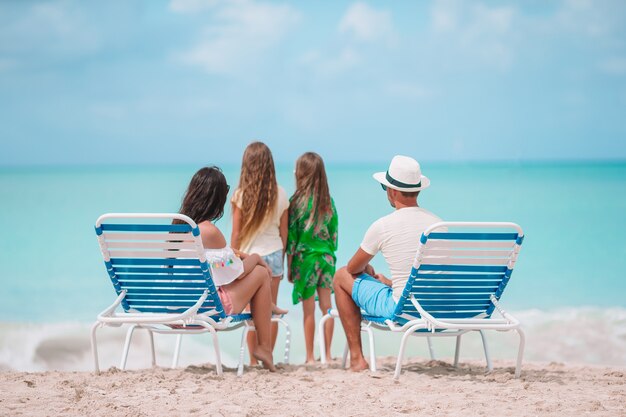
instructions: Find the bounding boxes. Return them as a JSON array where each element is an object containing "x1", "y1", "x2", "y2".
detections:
[
  {"x1": 106, "y1": 241, "x2": 199, "y2": 250},
  {"x1": 118, "y1": 280, "x2": 208, "y2": 288},
  {"x1": 103, "y1": 232, "x2": 195, "y2": 241},
  {"x1": 412, "y1": 280, "x2": 503, "y2": 287},
  {"x1": 129, "y1": 300, "x2": 216, "y2": 309},
  {"x1": 426, "y1": 240, "x2": 515, "y2": 249},
  {"x1": 123, "y1": 288, "x2": 206, "y2": 295},
  {"x1": 115, "y1": 273, "x2": 205, "y2": 281},
  {"x1": 411, "y1": 286, "x2": 499, "y2": 293},
  {"x1": 427, "y1": 232, "x2": 518, "y2": 241},
  {"x1": 420, "y1": 257, "x2": 509, "y2": 265},
  {"x1": 416, "y1": 299, "x2": 491, "y2": 306},
  {"x1": 403, "y1": 304, "x2": 489, "y2": 312},
  {"x1": 423, "y1": 249, "x2": 513, "y2": 257},
  {"x1": 125, "y1": 294, "x2": 205, "y2": 301},
  {"x1": 414, "y1": 293, "x2": 492, "y2": 300},
  {"x1": 419, "y1": 264, "x2": 508, "y2": 272},
  {"x1": 100, "y1": 224, "x2": 193, "y2": 233},
  {"x1": 128, "y1": 307, "x2": 221, "y2": 314},
  {"x1": 416, "y1": 273, "x2": 505, "y2": 280},
  {"x1": 108, "y1": 250, "x2": 199, "y2": 258},
  {"x1": 113, "y1": 267, "x2": 204, "y2": 274},
  {"x1": 110, "y1": 258, "x2": 202, "y2": 266}
]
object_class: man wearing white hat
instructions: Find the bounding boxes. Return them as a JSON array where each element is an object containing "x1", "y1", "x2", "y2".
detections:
[{"x1": 333, "y1": 155, "x2": 442, "y2": 371}]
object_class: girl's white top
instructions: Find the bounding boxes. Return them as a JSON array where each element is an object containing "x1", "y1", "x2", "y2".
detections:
[
  {"x1": 205, "y1": 247, "x2": 244, "y2": 287},
  {"x1": 232, "y1": 185, "x2": 289, "y2": 256}
]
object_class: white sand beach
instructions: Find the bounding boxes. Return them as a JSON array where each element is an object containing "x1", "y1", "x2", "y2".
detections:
[{"x1": 1, "y1": 358, "x2": 624, "y2": 416}]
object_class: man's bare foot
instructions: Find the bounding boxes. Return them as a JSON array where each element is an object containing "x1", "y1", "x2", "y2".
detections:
[
  {"x1": 305, "y1": 358, "x2": 316, "y2": 365},
  {"x1": 272, "y1": 304, "x2": 288, "y2": 315},
  {"x1": 325, "y1": 356, "x2": 334, "y2": 363},
  {"x1": 253, "y1": 347, "x2": 276, "y2": 372},
  {"x1": 349, "y1": 357, "x2": 369, "y2": 372}
]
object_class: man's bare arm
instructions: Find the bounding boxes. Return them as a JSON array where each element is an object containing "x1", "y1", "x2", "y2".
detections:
[{"x1": 346, "y1": 248, "x2": 375, "y2": 276}]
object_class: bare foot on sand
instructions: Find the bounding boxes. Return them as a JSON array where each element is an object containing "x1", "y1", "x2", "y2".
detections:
[
  {"x1": 253, "y1": 347, "x2": 276, "y2": 372},
  {"x1": 272, "y1": 304, "x2": 288, "y2": 315},
  {"x1": 350, "y1": 358, "x2": 369, "y2": 372}
]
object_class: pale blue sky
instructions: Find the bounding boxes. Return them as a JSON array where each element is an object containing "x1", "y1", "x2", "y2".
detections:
[{"x1": 1, "y1": 0, "x2": 625, "y2": 166}]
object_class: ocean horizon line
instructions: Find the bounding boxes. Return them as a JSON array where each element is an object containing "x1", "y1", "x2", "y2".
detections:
[{"x1": 1, "y1": 157, "x2": 625, "y2": 173}]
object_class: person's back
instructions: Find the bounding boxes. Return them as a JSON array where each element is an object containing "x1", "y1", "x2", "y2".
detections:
[
  {"x1": 361, "y1": 206, "x2": 441, "y2": 300},
  {"x1": 333, "y1": 155, "x2": 440, "y2": 371}
]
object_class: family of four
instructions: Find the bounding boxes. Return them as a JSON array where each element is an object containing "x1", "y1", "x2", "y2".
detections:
[{"x1": 177, "y1": 141, "x2": 441, "y2": 372}]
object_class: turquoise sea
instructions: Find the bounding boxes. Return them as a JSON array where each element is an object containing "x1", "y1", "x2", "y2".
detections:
[{"x1": 1, "y1": 162, "x2": 625, "y2": 371}]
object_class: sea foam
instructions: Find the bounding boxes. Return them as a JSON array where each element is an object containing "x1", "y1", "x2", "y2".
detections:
[{"x1": 1, "y1": 307, "x2": 624, "y2": 372}]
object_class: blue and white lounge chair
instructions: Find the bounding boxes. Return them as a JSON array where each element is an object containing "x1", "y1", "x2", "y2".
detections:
[
  {"x1": 319, "y1": 222, "x2": 525, "y2": 379},
  {"x1": 91, "y1": 213, "x2": 290, "y2": 375}
]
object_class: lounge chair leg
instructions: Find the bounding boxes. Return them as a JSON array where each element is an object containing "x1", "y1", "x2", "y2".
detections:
[
  {"x1": 514, "y1": 327, "x2": 525, "y2": 378},
  {"x1": 478, "y1": 330, "x2": 492, "y2": 372},
  {"x1": 209, "y1": 328, "x2": 223, "y2": 376},
  {"x1": 147, "y1": 329, "x2": 156, "y2": 367},
  {"x1": 120, "y1": 324, "x2": 137, "y2": 370},
  {"x1": 362, "y1": 327, "x2": 376, "y2": 372},
  {"x1": 238, "y1": 325, "x2": 251, "y2": 377},
  {"x1": 427, "y1": 337, "x2": 436, "y2": 360},
  {"x1": 273, "y1": 317, "x2": 291, "y2": 364},
  {"x1": 172, "y1": 334, "x2": 182, "y2": 369},
  {"x1": 342, "y1": 342, "x2": 349, "y2": 369},
  {"x1": 90, "y1": 322, "x2": 101, "y2": 374},
  {"x1": 453, "y1": 334, "x2": 462, "y2": 368},
  {"x1": 395, "y1": 324, "x2": 422, "y2": 380},
  {"x1": 318, "y1": 314, "x2": 331, "y2": 365}
]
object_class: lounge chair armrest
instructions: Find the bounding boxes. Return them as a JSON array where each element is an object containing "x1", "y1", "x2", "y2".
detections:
[
  {"x1": 489, "y1": 294, "x2": 520, "y2": 326},
  {"x1": 98, "y1": 290, "x2": 210, "y2": 325},
  {"x1": 97, "y1": 290, "x2": 127, "y2": 319}
]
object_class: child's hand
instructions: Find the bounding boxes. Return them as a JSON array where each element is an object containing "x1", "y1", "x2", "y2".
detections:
[{"x1": 364, "y1": 264, "x2": 376, "y2": 276}]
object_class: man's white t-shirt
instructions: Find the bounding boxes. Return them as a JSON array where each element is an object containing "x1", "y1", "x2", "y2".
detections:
[
  {"x1": 232, "y1": 185, "x2": 289, "y2": 256},
  {"x1": 360, "y1": 207, "x2": 442, "y2": 300}
]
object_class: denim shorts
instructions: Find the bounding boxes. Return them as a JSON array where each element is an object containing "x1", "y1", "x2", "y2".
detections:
[
  {"x1": 351, "y1": 273, "x2": 397, "y2": 319},
  {"x1": 262, "y1": 249, "x2": 284, "y2": 278}
]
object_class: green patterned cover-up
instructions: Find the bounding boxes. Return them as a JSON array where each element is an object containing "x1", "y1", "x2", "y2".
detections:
[{"x1": 287, "y1": 196, "x2": 338, "y2": 304}]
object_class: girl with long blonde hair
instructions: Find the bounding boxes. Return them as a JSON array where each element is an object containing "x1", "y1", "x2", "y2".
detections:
[
  {"x1": 287, "y1": 152, "x2": 338, "y2": 363},
  {"x1": 231, "y1": 141, "x2": 289, "y2": 365}
]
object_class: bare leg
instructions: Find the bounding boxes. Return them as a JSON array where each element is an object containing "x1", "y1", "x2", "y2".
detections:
[
  {"x1": 302, "y1": 295, "x2": 316, "y2": 364},
  {"x1": 317, "y1": 287, "x2": 334, "y2": 362},
  {"x1": 223, "y1": 265, "x2": 275, "y2": 371},
  {"x1": 270, "y1": 275, "x2": 281, "y2": 349},
  {"x1": 333, "y1": 267, "x2": 368, "y2": 371}
]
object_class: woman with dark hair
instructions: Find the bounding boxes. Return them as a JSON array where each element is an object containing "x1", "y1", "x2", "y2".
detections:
[{"x1": 176, "y1": 166, "x2": 285, "y2": 371}]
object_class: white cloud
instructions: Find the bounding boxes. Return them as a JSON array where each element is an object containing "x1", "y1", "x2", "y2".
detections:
[
  {"x1": 0, "y1": 58, "x2": 18, "y2": 72},
  {"x1": 599, "y1": 58, "x2": 626, "y2": 75},
  {"x1": 0, "y1": 2, "x2": 100, "y2": 57},
  {"x1": 169, "y1": 0, "x2": 220, "y2": 13},
  {"x1": 175, "y1": 0, "x2": 300, "y2": 75},
  {"x1": 429, "y1": 1, "x2": 517, "y2": 70},
  {"x1": 338, "y1": 2, "x2": 395, "y2": 43},
  {"x1": 384, "y1": 82, "x2": 434, "y2": 101},
  {"x1": 300, "y1": 48, "x2": 360, "y2": 77}
]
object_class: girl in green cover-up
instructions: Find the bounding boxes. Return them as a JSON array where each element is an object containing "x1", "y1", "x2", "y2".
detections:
[{"x1": 287, "y1": 152, "x2": 338, "y2": 364}]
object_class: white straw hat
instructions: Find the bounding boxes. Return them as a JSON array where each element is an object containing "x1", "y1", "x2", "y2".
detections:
[{"x1": 373, "y1": 155, "x2": 430, "y2": 192}]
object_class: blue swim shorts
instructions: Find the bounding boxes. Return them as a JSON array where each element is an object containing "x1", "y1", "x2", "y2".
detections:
[
  {"x1": 262, "y1": 249, "x2": 284, "y2": 278},
  {"x1": 351, "y1": 273, "x2": 397, "y2": 319}
]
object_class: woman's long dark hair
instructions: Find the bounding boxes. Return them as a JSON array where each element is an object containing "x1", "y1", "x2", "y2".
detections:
[{"x1": 175, "y1": 166, "x2": 229, "y2": 224}]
